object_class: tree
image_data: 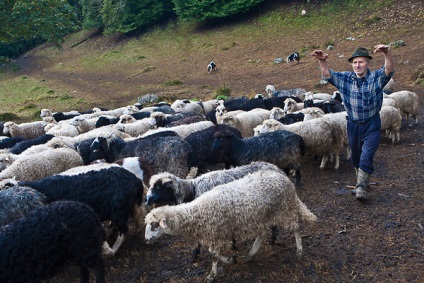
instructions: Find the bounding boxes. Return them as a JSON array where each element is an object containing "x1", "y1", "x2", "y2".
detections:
[
  {"x1": 172, "y1": 0, "x2": 265, "y2": 22},
  {"x1": 0, "y1": 0, "x2": 79, "y2": 44}
]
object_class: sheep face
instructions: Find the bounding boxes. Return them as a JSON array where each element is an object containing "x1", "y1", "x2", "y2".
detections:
[
  {"x1": 145, "y1": 220, "x2": 166, "y2": 244},
  {"x1": 0, "y1": 155, "x2": 13, "y2": 171},
  {"x1": 260, "y1": 120, "x2": 281, "y2": 134},
  {"x1": 145, "y1": 176, "x2": 178, "y2": 206},
  {"x1": 269, "y1": 107, "x2": 285, "y2": 120},
  {"x1": 89, "y1": 137, "x2": 109, "y2": 163}
]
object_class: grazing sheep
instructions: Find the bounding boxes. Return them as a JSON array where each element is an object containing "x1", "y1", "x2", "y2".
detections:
[
  {"x1": 0, "y1": 186, "x2": 47, "y2": 226},
  {"x1": 212, "y1": 128, "x2": 305, "y2": 185},
  {"x1": 7, "y1": 134, "x2": 54, "y2": 155},
  {"x1": 145, "y1": 169, "x2": 317, "y2": 283},
  {"x1": 0, "y1": 201, "x2": 106, "y2": 283},
  {"x1": 387, "y1": 90, "x2": 419, "y2": 126},
  {"x1": 221, "y1": 108, "x2": 271, "y2": 137},
  {"x1": 260, "y1": 118, "x2": 344, "y2": 170},
  {"x1": 88, "y1": 133, "x2": 197, "y2": 179},
  {"x1": 184, "y1": 124, "x2": 243, "y2": 172},
  {"x1": 17, "y1": 166, "x2": 144, "y2": 256},
  {"x1": 0, "y1": 148, "x2": 84, "y2": 181},
  {"x1": 3, "y1": 121, "x2": 47, "y2": 139},
  {"x1": 142, "y1": 121, "x2": 214, "y2": 139}
]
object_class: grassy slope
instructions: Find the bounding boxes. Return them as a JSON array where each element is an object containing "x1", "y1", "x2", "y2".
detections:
[{"x1": 0, "y1": 0, "x2": 423, "y2": 122}]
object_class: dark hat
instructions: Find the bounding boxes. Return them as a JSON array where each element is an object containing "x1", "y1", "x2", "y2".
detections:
[{"x1": 348, "y1": 47, "x2": 373, "y2": 63}]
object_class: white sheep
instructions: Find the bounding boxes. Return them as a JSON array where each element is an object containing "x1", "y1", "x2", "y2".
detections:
[
  {"x1": 215, "y1": 105, "x2": 244, "y2": 125},
  {"x1": 3, "y1": 121, "x2": 47, "y2": 139},
  {"x1": 171, "y1": 99, "x2": 205, "y2": 115},
  {"x1": 383, "y1": 78, "x2": 395, "y2": 94},
  {"x1": 69, "y1": 116, "x2": 100, "y2": 133},
  {"x1": 380, "y1": 106, "x2": 402, "y2": 143},
  {"x1": 382, "y1": 94, "x2": 396, "y2": 107},
  {"x1": 221, "y1": 108, "x2": 271, "y2": 137},
  {"x1": 145, "y1": 169, "x2": 317, "y2": 283},
  {"x1": 141, "y1": 121, "x2": 214, "y2": 139},
  {"x1": 260, "y1": 118, "x2": 344, "y2": 169},
  {"x1": 0, "y1": 148, "x2": 84, "y2": 181},
  {"x1": 387, "y1": 90, "x2": 419, "y2": 126},
  {"x1": 45, "y1": 121, "x2": 80, "y2": 137},
  {"x1": 283, "y1": 98, "x2": 304, "y2": 113},
  {"x1": 113, "y1": 117, "x2": 152, "y2": 137},
  {"x1": 304, "y1": 91, "x2": 332, "y2": 101}
]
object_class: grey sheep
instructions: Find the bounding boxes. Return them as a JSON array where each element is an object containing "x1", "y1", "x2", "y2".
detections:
[
  {"x1": 145, "y1": 169, "x2": 317, "y2": 283},
  {"x1": 3, "y1": 121, "x2": 47, "y2": 139}
]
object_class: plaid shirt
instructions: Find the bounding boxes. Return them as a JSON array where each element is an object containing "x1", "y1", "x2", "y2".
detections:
[{"x1": 325, "y1": 67, "x2": 394, "y2": 121}]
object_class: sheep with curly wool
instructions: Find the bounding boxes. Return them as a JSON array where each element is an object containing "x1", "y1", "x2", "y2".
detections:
[
  {"x1": 386, "y1": 90, "x2": 419, "y2": 126},
  {"x1": 3, "y1": 121, "x2": 47, "y2": 140},
  {"x1": 0, "y1": 147, "x2": 84, "y2": 181},
  {"x1": 212, "y1": 129, "x2": 305, "y2": 185},
  {"x1": 142, "y1": 121, "x2": 214, "y2": 139},
  {"x1": 145, "y1": 169, "x2": 317, "y2": 283},
  {"x1": 260, "y1": 118, "x2": 344, "y2": 170},
  {"x1": 6, "y1": 134, "x2": 54, "y2": 155},
  {"x1": 220, "y1": 108, "x2": 271, "y2": 137},
  {"x1": 0, "y1": 186, "x2": 47, "y2": 226},
  {"x1": 0, "y1": 201, "x2": 106, "y2": 283},
  {"x1": 145, "y1": 161, "x2": 281, "y2": 206},
  {"x1": 16, "y1": 166, "x2": 144, "y2": 256}
]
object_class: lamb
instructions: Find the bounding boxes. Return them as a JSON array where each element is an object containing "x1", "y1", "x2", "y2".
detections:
[
  {"x1": 0, "y1": 186, "x2": 47, "y2": 226},
  {"x1": 145, "y1": 161, "x2": 282, "y2": 206},
  {"x1": 183, "y1": 124, "x2": 243, "y2": 172},
  {"x1": 212, "y1": 128, "x2": 305, "y2": 185},
  {"x1": 3, "y1": 121, "x2": 47, "y2": 139},
  {"x1": 0, "y1": 147, "x2": 84, "y2": 181},
  {"x1": 260, "y1": 118, "x2": 344, "y2": 169},
  {"x1": 386, "y1": 90, "x2": 419, "y2": 126},
  {"x1": 141, "y1": 121, "x2": 214, "y2": 139},
  {"x1": 6, "y1": 134, "x2": 54, "y2": 155},
  {"x1": 88, "y1": 133, "x2": 197, "y2": 179},
  {"x1": 284, "y1": 97, "x2": 304, "y2": 113},
  {"x1": 220, "y1": 108, "x2": 271, "y2": 137},
  {"x1": 0, "y1": 201, "x2": 106, "y2": 283},
  {"x1": 145, "y1": 169, "x2": 317, "y2": 283},
  {"x1": 16, "y1": 166, "x2": 144, "y2": 256}
]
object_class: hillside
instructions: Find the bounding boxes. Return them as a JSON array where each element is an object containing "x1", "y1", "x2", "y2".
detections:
[
  {"x1": 0, "y1": 1, "x2": 423, "y2": 283},
  {"x1": 1, "y1": 0, "x2": 423, "y2": 118}
]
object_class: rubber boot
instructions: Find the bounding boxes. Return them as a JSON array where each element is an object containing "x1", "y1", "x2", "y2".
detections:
[
  {"x1": 351, "y1": 168, "x2": 359, "y2": 195},
  {"x1": 355, "y1": 169, "x2": 370, "y2": 201}
]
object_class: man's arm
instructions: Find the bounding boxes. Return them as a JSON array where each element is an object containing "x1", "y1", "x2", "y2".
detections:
[
  {"x1": 311, "y1": 50, "x2": 330, "y2": 78},
  {"x1": 374, "y1": 44, "x2": 394, "y2": 76}
]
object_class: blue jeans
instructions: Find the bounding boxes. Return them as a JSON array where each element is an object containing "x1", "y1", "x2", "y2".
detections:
[{"x1": 347, "y1": 115, "x2": 381, "y2": 174}]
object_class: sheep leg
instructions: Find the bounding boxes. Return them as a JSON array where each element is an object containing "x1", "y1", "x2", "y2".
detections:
[
  {"x1": 102, "y1": 234, "x2": 125, "y2": 256},
  {"x1": 319, "y1": 154, "x2": 329, "y2": 169},
  {"x1": 191, "y1": 242, "x2": 202, "y2": 262},
  {"x1": 270, "y1": 225, "x2": 279, "y2": 244},
  {"x1": 294, "y1": 229, "x2": 303, "y2": 257},
  {"x1": 206, "y1": 259, "x2": 218, "y2": 283},
  {"x1": 334, "y1": 153, "x2": 340, "y2": 170},
  {"x1": 246, "y1": 235, "x2": 264, "y2": 261}
]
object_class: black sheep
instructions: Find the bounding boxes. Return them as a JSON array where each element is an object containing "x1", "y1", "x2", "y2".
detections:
[
  {"x1": 223, "y1": 97, "x2": 266, "y2": 111},
  {"x1": 212, "y1": 129, "x2": 305, "y2": 185},
  {"x1": 8, "y1": 134, "x2": 54, "y2": 154},
  {"x1": 0, "y1": 136, "x2": 26, "y2": 149},
  {"x1": 184, "y1": 124, "x2": 242, "y2": 172},
  {"x1": 89, "y1": 133, "x2": 197, "y2": 178},
  {"x1": 0, "y1": 186, "x2": 46, "y2": 226},
  {"x1": 257, "y1": 94, "x2": 302, "y2": 110},
  {"x1": 95, "y1": 116, "x2": 120, "y2": 128},
  {"x1": 52, "y1": 111, "x2": 80, "y2": 122},
  {"x1": 18, "y1": 166, "x2": 144, "y2": 256},
  {"x1": 0, "y1": 201, "x2": 105, "y2": 283}
]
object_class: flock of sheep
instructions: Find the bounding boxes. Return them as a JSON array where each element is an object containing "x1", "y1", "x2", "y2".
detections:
[{"x1": 0, "y1": 80, "x2": 420, "y2": 282}]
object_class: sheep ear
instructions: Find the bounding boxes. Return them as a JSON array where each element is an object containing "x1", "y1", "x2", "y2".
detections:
[{"x1": 159, "y1": 218, "x2": 167, "y2": 228}]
